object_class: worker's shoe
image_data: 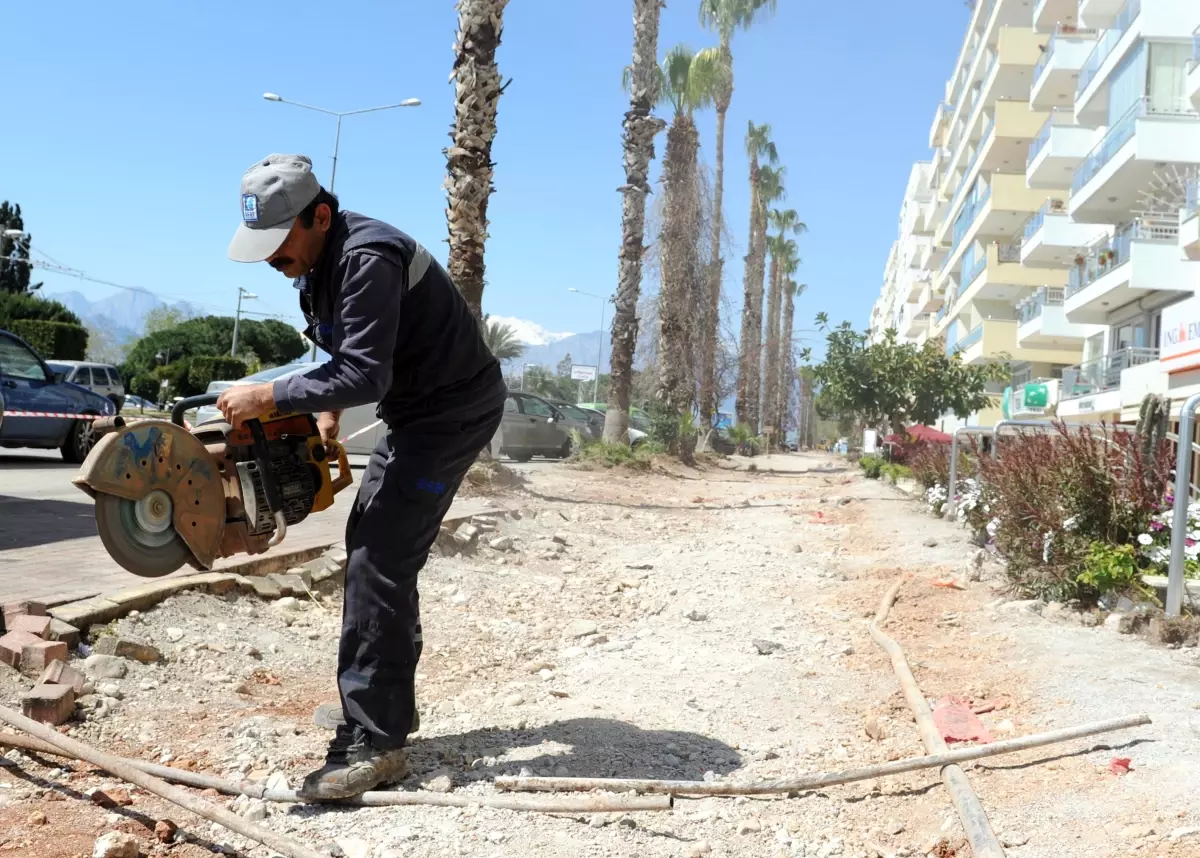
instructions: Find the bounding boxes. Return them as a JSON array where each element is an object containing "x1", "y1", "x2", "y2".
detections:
[
  {"x1": 312, "y1": 702, "x2": 420, "y2": 735},
  {"x1": 298, "y1": 725, "x2": 409, "y2": 800}
]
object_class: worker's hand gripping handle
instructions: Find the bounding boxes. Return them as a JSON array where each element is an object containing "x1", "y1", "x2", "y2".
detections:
[{"x1": 326, "y1": 439, "x2": 353, "y2": 495}]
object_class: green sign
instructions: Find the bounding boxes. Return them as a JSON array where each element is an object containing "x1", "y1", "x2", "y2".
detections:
[{"x1": 1023, "y1": 383, "x2": 1049, "y2": 408}]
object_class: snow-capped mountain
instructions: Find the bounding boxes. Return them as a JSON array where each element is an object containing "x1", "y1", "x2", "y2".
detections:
[
  {"x1": 488, "y1": 315, "x2": 574, "y2": 347},
  {"x1": 47, "y1": 289, "x2": 203, "y2": 343}
]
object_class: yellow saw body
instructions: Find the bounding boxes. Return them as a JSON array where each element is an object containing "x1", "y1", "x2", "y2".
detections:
[{"x1": 74, "y1": 394, "x2": 353, "y2": 577}]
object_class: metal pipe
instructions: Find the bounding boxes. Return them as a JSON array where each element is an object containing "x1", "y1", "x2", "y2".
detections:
[
  {"x1": 990, "y1": 419, "x2": 1056, "y2": 458},
  {"x1": 946, "y1": 426, "x2": 989, "y2": 519},
  {"x1": 496, "y1": 713, "x2": 1150, "y2": 796},
  {"x1": 0, "y1": 706, "x2": 325, "y2": 858},
  {"x1": 1167, "y1": 393, "x2": 1200, "y2": 616},
  {"x1": 869, "y1": 577, "x2": 1006, "y2": 858}
]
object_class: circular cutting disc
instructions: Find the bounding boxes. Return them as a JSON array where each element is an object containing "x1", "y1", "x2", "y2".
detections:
[{"x1": 95, "y1": 492, "x2": 193, "y2": 577}]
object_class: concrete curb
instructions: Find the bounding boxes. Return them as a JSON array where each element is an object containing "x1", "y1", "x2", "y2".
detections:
[{"x1": 44, "y1": 504, "x2": 514, "y2": 631}]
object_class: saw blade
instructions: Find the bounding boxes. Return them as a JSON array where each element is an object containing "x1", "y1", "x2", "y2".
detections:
[{"x1": 95, "y1": 492, "x2": 193, "y2": 577}]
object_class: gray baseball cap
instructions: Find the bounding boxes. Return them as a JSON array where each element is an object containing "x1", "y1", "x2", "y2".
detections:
[{"x1": 227, "y1": 154, "x2": 321, "y2": 263}]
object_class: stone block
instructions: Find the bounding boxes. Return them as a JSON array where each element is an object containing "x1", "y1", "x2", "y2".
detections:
[
  {"x1": 40, "y1": 659, "x2": 87, "y2": 693},
  {"x1": 0, "y1": 631, "x2": 42, "y2": 669},
  {"x1": 21, "y1": 640, "x2": 68, "y2": 676},
  {"x1": 48, "y1": 597, "x2": 124, "y2": 627},
  {"x1": 269, "y1": 573, "x2": 307, "y2": 596},
  {"x1": 93, "y1": 636, "x2": 161, "y2": 664},
  {"x1": 47, "y1": 619, "x2": 81, "y2": 649},
  {"x1": 21, "y1": 684, "x2": 74, "y2": 726},
  {"x1": 250, "y1": 577, "x2": 282, "y2": 600}
]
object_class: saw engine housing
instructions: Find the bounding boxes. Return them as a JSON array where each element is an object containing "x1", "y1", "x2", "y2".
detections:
[{"x1": 74, "y1": 395, "x2": 351, "y2": 577}]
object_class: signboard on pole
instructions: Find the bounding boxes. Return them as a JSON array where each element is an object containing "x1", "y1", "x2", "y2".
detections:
[
  {"x1": 1160, "y1": 295, "x2": 1200, "y2": 374},
  {"x1": 570, "y1": 364, "x2": 597, "y2": 382}
]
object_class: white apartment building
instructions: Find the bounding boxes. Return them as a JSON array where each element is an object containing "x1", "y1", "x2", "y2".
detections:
[
  {"x1": 869, "y1": 0, "x2": 1200, "y2": 431},
  {"x1": 871, "y1": 162, "x2": 937, "y2": 346}
]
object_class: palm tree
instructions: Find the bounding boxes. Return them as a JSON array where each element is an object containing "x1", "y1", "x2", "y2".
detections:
[
  {"x1": 636, "y1": 45, "x2": 729, "y2": 419},
  {"x1": 736, "y1": 156, "x2": 784, "y2": 431},
  {"x1": 762, "y1": 210, "x2": 805, "y2": 443},
  {"x1": 445, "y1": 0, "x2": 510, "y2": 320},
  {"x1": 482, "y1": 315, "x2": 525, "y2": 361},
  {"x1": 777, "y1": 275, "x2": 805, "y2": 439},
  {"x1": 604, "y1": 0, "x2": 668, "y2": 443},
  {"x1": 696, "y1": 0, "x2": 778, "y2": 428}
]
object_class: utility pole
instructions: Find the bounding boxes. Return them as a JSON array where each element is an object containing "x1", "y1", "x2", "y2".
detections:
[{"x1": 231, "y1": 287, "x2": 257, "y2": 357}]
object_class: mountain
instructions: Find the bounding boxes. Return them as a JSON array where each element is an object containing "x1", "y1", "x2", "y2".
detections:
[
  {"x1": 490, "y1": 316, "x2": 609, "y2": 375},
  {"x1": 46, "y1": 289, "x2": 205, "y2": 342},
  {"x1": 488, "y1": 315, "x2": 573, "y2": 347}
]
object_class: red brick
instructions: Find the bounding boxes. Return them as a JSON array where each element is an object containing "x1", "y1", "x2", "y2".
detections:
[
  {"x1": 39, "y1": 660, "x2": 87, "y2": 693},
  {"x1": 8, "y1": 615, "x2": 51, "y2": 638},
  {"x1": 0, "y1": 631, "x2": 42, "y2": 668},
  {"x1": 21, "y1": 684, "x2": 74, "y2": 725},
  {"x1": 20, "y1": 640, "x2": 68, "y2": 676},
  {"x1": 3, "y1": 601, "x2": 46, "y2": 626}
]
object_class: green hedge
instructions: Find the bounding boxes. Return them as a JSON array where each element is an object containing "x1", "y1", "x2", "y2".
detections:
[
  {"x1": 10, "y1": 319, "x2": 89, "y2": 360},
  {"x1": 187, "y1": 356, "x2": 247, "y2": 395}
]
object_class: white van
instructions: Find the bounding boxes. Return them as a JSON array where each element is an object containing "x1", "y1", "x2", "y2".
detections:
[{"x1": 46, "y1": 361, "x2": 126, "y2": 410}]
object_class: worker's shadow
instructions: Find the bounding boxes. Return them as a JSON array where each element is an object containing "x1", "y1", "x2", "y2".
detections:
[{"x1": 403, "y1": 717, "x2": 741, "y2": 785}]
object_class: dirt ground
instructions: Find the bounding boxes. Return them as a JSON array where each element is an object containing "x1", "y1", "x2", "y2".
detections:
[{"x1": 2, "y1": 451, "x2": 1198, "y2": 858}]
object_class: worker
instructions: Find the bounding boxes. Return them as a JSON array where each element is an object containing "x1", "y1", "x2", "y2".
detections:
[{"x1": 219, "y1": 154, "x2": 505, "y2": 798}]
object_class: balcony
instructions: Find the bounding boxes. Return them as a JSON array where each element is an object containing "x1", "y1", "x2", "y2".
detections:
[
  {"x1": 1017, "y1": 286, "x2": 1100, "y2": 349},
  {"x1": 1007, "y1": 379, "x2": 1060, "y2": 417},
  {"x1": 899, "y1": 303, "x2": 928, "y2": 339},
  {"x1": 1190, "y1": 27, "x2": 1200, "y2": 112},
  {"x1": 944, "y1": 173, "x2": 1060, "y2": 275},
  {"x1": 959, "y1": 241, "x2": 1067, "y2": 308},
  {"x1": 955, "y1": 319, "x2": 1018, "y2": 365},
  {"x1": 917, "y1": 276, "x2": 943, "y2": 314},
  {"x1": 1070, "y1": 96, "x2": 1200, "y2": 224},
  {"x1": 1078, "y1": 0, "x2": 1125, "y2": 30},
  {"x1": 1034, "y1": 0, "x2": 1078, "y2": 33},
  {"x1": 1077, "y1": 0, "x2": 1141, "y2": 107},
  {"x1": 1031, "y1": 26, "x2": 1099, "y2": 110},
  {"x1": 1026, "y1": 109, "x2": 1095, "y2": 188},
  {"x1": 1181, "y1": 177, "x2": 1199, "y2": 261},
  {"x1": 1064, "y1": 217, "x2": 1200, "y2": 323},
  {"x1": 1058, "y1": 348, "x2": 1159, "y2": 423},
  {"x1": 1020, "y1": 198, "x2": 1108, "y2": 265}
]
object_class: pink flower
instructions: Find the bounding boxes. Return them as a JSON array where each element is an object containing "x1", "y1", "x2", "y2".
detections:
[{"x1": 1151, "y1": 521, "x2": 1166, "y2": 532}]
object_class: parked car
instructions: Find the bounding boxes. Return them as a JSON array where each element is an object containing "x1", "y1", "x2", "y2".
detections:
[
  {"x1": 121, "y1": 395, "x2": 154, "y2": 412},
  {"x1": 576, "y1": 401, "x2": 651, "y2": 447},
  {"x1": 495, "y1": 391, "x2": 572, "y2": 462},
  {"x1": 190, "y1": 362, "x2": 382, "y2": 455},
  {"x1": 45, "y1": 360, "x2": 125, "y2": 410},
  {"x1": 548, "y1": 400, "x2": 602, "y2": 442},
  {"x1": 0, "y1": 329, "x2": 117, "y2": 462},
  {"x1": 205, "y1": 380, "x2": 238, "y2": 395},
  {"x1": 576, "y1": 406, "x2": 607, "y2": 438}
]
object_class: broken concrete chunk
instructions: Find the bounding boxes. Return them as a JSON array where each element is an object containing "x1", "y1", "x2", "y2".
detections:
[
  {"x1": 92, "y1": 831, "x2": 138, "y2": 858},
  {"x1": 563, "y1": 620, "x2": 599, "y2": 639},
  {"x1": 93, "y1": 636, "x2": 161, "y2": 664},
  {"x1": 21, "y1": 684, "x2": 74, "y2": 726},
  {"x1": 83, "y1": 654, "x2": 128, "y2": 680}
]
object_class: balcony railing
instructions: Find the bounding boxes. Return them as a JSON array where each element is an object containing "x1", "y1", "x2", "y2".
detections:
[
  {"x1": 1027, "y1": 108, "x2": 1075, "y2": 166},
  {"x1": 1077, "y1": 0, "x2": 1141, "y2": 97},
  {"x1": 1069, "y1": 96, "x2": 1198, "y2": 195},
  {"x1": 951, "y1": 184, "x2": 992, "y2": 254},
  {"x1": 1062, "y1": 347, "x2": 1159, "y2": 399},
  {"x1": 953, "y1": 325, "x2": 984, "y2": 355},
  {"x1": 1186, "y1": 177, "x2": 1199, "y2": 218},
  {"x1": 1033, "y1": 26, "x2": 1099, "y2": 92},
  {"x1": 1022, "y1": 198, "x2": 1068, "y2": 244},
  {"x1": 1190, "y1": 25, "x2": 1200, "y2": 72},
  {"x1": 1017, "y1": 286, "x2": 1066, "y2": 324},
  {"x1": 960, "y1": 252, "x2": 987, "y2": 295},
  {"x1": 1065, "y1": 217, "x2": 1179, "y2": 297}
]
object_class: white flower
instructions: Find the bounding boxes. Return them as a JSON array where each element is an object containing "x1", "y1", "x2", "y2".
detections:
[
  {"x1": 1062, "y1": 516, "x2": 1078, "y2": 532},
  {"x1": 987, "y1": 517, "x2": 1000, "y2": 537},
  {"x1": 1042, "y1": 531, "x2": 1055, "y2": 563},
  {"x1": 1137, "y1": 533, "x2": 1154, "y2": 546}
]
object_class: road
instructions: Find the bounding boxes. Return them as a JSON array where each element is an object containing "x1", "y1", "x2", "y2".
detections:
[{"x1": 0, "y1": 448, "x2": 558, "y2": 605}]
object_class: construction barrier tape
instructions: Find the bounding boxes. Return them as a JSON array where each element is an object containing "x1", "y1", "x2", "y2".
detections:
[{"x1": 3, "y1": 411, "x2": 102, "y2": 419}]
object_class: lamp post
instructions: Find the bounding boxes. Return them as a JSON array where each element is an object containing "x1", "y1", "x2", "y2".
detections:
[
  {"x1": 231, "y1": 287, "x2": 258, "y2": 357},
  {"x1": 262, "y1": 92, "x2": 421, "y2": 360},
  {"x1": 262, "y1": 92, "x2": 421, "y2": 194},
  {"x1": 568, "y1": 288, "x2": 608, "y2": 403}
]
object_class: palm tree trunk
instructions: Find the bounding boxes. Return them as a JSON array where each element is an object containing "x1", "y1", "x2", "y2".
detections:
[
  {"x1": 657, "y1": 115, "x2": 700, "y2": 419},
  {"x1": 698, "y1": 45, "x2": 732, "y2": 428},
  {"x1": 735, "y1": 158, "x2": 760, "y2": 428},
  {"x1": 445, "y1": 0, "x2": 509, "y2": 320},
  {"x1": 603, "y1": 0, "x2": 667, "y2": 444},
  {"x1": 762, "y1": 250, "x2": 782, "y2": 446},
  {"x1": 778, "y1": 287, "x2": 796, "y2": 440}
]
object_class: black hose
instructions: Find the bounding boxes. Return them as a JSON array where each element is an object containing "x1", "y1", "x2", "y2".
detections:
[{"x1": 171, "y1": 394, "x2": 220, "y2": 426}]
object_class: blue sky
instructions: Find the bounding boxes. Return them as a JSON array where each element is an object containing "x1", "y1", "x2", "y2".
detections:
[{"x1": 4, "y1": 1, "x2": 970, "y2": 349}]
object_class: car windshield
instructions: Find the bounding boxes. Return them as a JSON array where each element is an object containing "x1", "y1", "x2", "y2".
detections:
[
  {"x1": 554, "y1": 404, "x2": 588, "y2": 421},
  {"x1": 46, "y1": 362, "x2": 71, "y2": 375},
  {"x1": 629, "y1": 414, "x2": 651, "y2": 432},
  {"x1": 242, "y1": 363, "x2": 319, "y2": 383}
]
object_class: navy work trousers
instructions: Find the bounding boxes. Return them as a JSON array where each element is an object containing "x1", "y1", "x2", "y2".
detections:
[{"x1": 337, "y1": 385, "x2": 504, "y2": 748}]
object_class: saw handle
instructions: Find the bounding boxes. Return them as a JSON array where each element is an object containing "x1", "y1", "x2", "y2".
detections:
[
  {"x1": 246, "y1": 418, "x2": 289, "y2": 547},
  {"x1": 327, "y1": 439, "x2": 354, "y2": 495},
  {"x1": 171, "y1": 394, "x2": 219, "y2": 426}
]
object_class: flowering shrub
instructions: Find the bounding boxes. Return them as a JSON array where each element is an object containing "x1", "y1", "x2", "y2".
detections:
[
  {"x1": 975, "y1": 424, "x2": 1171, "y2": 601},
  {"x1": 910, "y1": 443, "x2": 973, "y2": 490},
  {"x1": 1133, "y1": 500, "x2": 1200, "y2": 579},
  {"x1": 925, "y1": 483, "x2": 948, "y2": 516}
]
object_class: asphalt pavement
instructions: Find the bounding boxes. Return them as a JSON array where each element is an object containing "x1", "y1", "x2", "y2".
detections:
[{"x1": 0, "y1": 448, "x2": 557, "y2": 605}]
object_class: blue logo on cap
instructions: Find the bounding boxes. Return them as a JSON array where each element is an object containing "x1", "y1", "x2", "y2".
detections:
[{"x1": 242, "y1": 194, "x2": 259, "y2": 223}]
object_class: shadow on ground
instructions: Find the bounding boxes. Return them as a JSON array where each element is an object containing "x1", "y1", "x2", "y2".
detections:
[{"x1": 0, "y1": 495, "x2": 98, "y2": 550}]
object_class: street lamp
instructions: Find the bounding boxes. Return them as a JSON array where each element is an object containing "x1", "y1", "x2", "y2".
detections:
[
  {"x1": 262, "y1": 92, "x2": 422, "y2": 360},
  {"x1": 261, "y1": 92, "x2": 421, "y2": 193},
  {"x1": 568, "y1": 288, "x2": 609, "y2": 403},
  {"x1": 231, "y1": 287, "x2": 258, "y2": 357},
  {"x1": 2, "y1": 229, "x2": 27, "y2": 239}
]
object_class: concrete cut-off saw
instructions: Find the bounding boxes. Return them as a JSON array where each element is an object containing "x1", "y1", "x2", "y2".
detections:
[{"x1": 73, "y1": 394, "x2": 353, "y2": 577}]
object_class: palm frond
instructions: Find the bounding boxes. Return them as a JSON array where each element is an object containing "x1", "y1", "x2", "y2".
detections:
[
  {"x1": 483, "y1": 315, "x2": 526, "y2": 362},
  {"x1": 700, "y1": 0, "x2": 779, "y2": 42}
]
